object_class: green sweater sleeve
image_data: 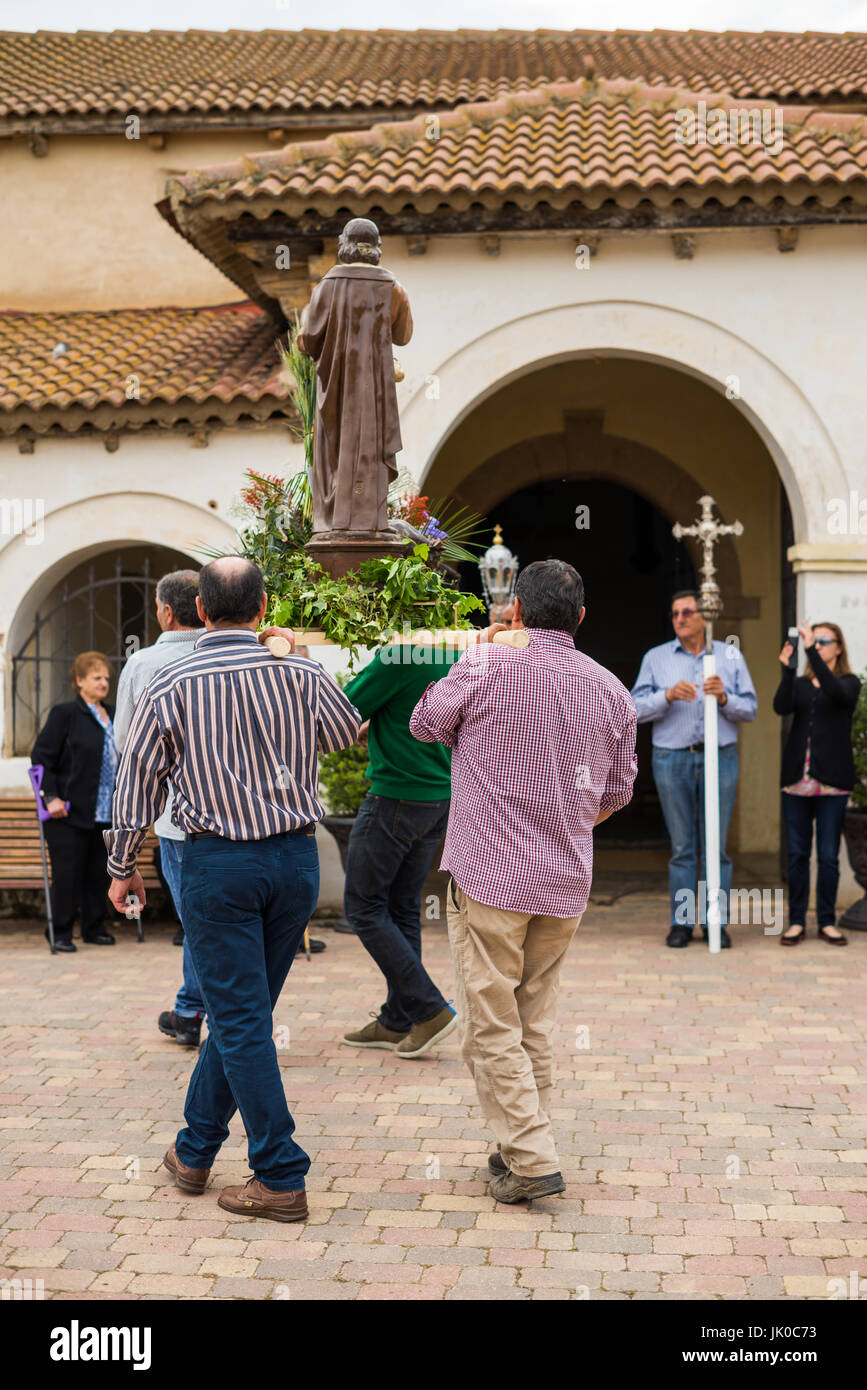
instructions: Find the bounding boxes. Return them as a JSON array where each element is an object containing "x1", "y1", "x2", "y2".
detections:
[{"x1": 344, "y1": 651, "x2": 408, "y2": 721}]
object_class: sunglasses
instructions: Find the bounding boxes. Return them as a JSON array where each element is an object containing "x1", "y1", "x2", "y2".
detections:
[
  {"x1": 813, "y1": 636, "x2": 837, "y2": 647},
  {"x1": 671, "y1": 608, "x2": 698, "y2": 619}
]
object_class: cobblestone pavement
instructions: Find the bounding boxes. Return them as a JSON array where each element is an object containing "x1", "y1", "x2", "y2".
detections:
[{"x1": 1, "y1": 896, "x2": 865, "y2": 1301}]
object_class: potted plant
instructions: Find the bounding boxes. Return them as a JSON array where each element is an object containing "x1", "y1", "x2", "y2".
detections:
[
  {"x1": 841, "y1": 672, "x2": 867, "y2": 930},
  {"x1": 319, "y1": 740, "x2": 370, "y2": 870}
]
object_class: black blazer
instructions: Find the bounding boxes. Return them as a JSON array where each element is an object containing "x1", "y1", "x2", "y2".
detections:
[
  {"x1": 773, "y1": 646, "x2": 860, "y2": 790},
  {"x1": 31, "y1": 696, "x2": 116, "y2": 829}
]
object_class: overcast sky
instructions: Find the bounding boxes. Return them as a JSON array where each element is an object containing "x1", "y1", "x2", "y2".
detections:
[{"x1": 4, "y1": 0, "x2": 867, "y2": 34}]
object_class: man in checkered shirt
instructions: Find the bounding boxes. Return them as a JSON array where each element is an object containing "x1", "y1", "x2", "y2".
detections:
[{"x1": 410, "y1": 560, "x2": 637, "y2": 1203}]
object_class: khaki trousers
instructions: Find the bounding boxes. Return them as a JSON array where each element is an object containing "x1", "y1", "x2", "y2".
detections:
[{"x1": 446, "y1": 880, "x2": 582, "y2": 1178}]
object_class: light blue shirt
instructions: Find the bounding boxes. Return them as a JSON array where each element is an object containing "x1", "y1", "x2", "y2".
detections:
[
  {"x1": 630, "y1": 638, "x2": 757, "y2": 748},
  {"x1": 85, "y1": 703, "x2": 118, "y2": 823},
  {"x1": 113, "y1": 628, "x2": 203, "y2": 839}
]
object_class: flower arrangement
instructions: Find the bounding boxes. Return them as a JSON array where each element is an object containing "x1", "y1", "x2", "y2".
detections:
[
  {"x1": 387, "y1": 475, "x2": 486, "y2": 564},
  {"x1": 266, "y1": 544, "x2": 483, "y2": 665}
]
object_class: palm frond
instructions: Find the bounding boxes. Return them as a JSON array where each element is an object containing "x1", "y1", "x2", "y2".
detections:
[
  {"x1": 425, "y1": 497, "x2": 490, "y2": 563},
  {"x1": 277, "y1": 315, "x2": 317, "y2": 470},
  {"x1": 284, "y1": 468, "x2": 313, "y2": 529}
]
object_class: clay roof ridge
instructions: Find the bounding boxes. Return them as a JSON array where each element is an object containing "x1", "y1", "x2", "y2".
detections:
[
  {"x1": 0, "y1": 302, "x2": 261, "y2": 320},
  {"x1": 167, "y1": 75, "x2": 867, "y2": 209},
  {"x1": 12, "y1": 26, "x2": 867, "y2": 37}
]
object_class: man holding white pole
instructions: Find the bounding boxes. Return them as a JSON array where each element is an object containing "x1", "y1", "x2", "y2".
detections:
[{"x1": 631, "y1": 590, "x2": 756, "y2": 950}]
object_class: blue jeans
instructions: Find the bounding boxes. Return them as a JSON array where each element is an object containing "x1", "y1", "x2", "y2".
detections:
[
  {"x1": 344, "y1": 794, "x2": 450, "y2": 1034},
  {"x1": 158, "y1": 837, "x2": 206, "y2": 1019},
  {"x1": 782, "y1": 793, "x2": 849, "y2": 928},
  {"x1": 175, "y1": 830, "x2": 319, "y2": 1191},
  {"x1": 652, "y1": 745, "x2": 739, "y2": 928}
]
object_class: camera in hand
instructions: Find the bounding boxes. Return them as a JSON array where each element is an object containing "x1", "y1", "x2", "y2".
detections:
[{"x1": 787, "y1": 627, "x2": 799, "y2": 669}]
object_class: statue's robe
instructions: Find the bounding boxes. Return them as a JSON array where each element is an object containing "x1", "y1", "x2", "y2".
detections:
[{"x1": 298, "y1": 264, "x2": 413, "y2": 535}]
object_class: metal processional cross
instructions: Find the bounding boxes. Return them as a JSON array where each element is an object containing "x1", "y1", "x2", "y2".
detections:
[{"x1": 672, "y1": 496, "x2": 744, "y2": 955}]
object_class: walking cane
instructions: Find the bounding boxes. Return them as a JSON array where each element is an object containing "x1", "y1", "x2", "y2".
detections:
[{"x1": 28, "y1": 765, "x2": 68, "y2": 956}]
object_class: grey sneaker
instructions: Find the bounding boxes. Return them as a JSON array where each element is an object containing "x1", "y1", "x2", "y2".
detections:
[
  {"x1": 489, "y1": 1170, "x2": 566, "y2": 1203},
  {"x1": 488, "y1": 1150, "x2": 508, "y2": 1176},
  {"x1": 342, "y1": 1014, "x2": 407, "y2": 1050},
  {"x1": 395, "y1": 1005, "x2": 457, "y2": 1059}
]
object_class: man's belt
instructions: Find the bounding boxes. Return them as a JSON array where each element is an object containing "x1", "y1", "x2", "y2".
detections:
[
  {"x1": 186, "y1": 824, "x2": 314, "y2": 841},
  {"x1": 686, "y1": 743, "x2": 705, "y2": 753}
]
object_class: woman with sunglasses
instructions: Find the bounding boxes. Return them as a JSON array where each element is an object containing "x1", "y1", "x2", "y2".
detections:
[{"x1": 774, "y1": 621, "x2": 861, "y2": 946}]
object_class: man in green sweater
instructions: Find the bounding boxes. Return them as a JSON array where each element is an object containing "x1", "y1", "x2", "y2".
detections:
[{"x1": 341, "y1": 635, "x2": 496, "y2": 1059}]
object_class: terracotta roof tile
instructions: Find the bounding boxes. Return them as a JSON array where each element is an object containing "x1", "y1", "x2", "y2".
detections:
[
  {"x1": 2, "y1": 28, "x2": 867, "y2": 125},
  {"x1": 167, "y1": 79, "x2": 867, "y2": 220},
  {"x1": 0, "y1": 302, "x2": 289, "y2": 434}
]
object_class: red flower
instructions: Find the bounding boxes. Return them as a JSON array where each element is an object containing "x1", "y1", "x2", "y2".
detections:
[
  {"x1": 393, "y1": 493, "x2": 431, "y2": 529},
  {"x1": 241, "y1": 471, "x2": 286, "y2": 509}
]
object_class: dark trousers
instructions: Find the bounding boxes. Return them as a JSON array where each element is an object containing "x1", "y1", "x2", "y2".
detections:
[
  {"x1": 782, "y1": 793, "x2": 849, "y2": 928},
  {"x1": 343, "y1": 793, "x2": 450, "y2": 1034},
  {"x1": 176, "y1": 829, "x2": 319, "y2": 1191},
  {"x1": 43, "y1": 820, "x2": 110, "y2": 942}
]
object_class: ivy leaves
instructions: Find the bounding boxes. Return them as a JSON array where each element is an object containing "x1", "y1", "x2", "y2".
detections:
[{"x1": 268, "y1": 544, "x2": 484, "y2": 664}]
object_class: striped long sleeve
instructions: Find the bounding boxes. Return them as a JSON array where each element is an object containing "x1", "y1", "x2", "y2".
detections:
[
  {"x1": 106, "y1": 687, "x2": 174, "y2": 877},
  {"x1": 104, "y1": 629, "x2": 360, "y2": 879}
]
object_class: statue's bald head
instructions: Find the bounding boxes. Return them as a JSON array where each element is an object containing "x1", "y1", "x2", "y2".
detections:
[
  {"x1": 338, "y1": 218, "x2": 382, "y2": 266},
  {"x1": 198, "y1": 556, "x2": 266, "y2": 627}
]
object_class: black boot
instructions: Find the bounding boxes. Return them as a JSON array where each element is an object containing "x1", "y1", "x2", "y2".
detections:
[
  {"x1": 158, "y1": 1010, "x2": 202, "y2": 1047},
  {"x1": 666, "y1": 926, "x2": 693, "y2": 948}
]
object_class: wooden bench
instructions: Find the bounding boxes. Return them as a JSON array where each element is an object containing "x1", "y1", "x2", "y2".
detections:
[{"x1": 0, "y1": 797, "x2": 161, "y2": 890}]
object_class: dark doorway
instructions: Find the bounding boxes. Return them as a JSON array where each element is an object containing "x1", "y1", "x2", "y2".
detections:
[{"x1": 458, "y1": 477, "x2": 696, "y2": 846}]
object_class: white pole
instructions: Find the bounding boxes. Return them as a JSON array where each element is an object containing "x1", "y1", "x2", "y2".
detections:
[{"x1": 703, "y1": 620, "x2": 721, "y2": 954}]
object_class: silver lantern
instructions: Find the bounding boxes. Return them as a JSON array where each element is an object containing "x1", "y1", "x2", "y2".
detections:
[{"x1": 478, "y1": 525, "x2": 519, "y2": 624}]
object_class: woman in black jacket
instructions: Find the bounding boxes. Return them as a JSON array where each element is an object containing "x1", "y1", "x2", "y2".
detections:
[
  {"x1": 774, "y1": 621, "x2": 861, "y2": 946},
  {"x1": 31, "y1": 651, "x2": 119, "y2": 953}
]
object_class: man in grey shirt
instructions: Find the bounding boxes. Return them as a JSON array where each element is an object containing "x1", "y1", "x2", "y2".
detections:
[{"x1": 114, "y1": 570, "x2": 205, "y2": 1045}]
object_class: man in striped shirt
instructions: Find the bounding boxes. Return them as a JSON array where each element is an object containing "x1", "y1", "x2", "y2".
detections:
[
  {"x1": 410, "y1": 560, "x2": 637, "y2": 1203},
  {"x1": 106, "y1": 557, "x2": 360, "y2": 1223}
]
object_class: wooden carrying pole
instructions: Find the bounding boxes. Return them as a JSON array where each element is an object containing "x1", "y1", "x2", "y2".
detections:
[{"x1": 263, "y1": 629, "x2": 531, "y2": 655}]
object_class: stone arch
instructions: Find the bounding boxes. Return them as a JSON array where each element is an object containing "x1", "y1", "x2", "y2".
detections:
[
  {"x1": 1, "y1": 493, "x2": 236, "y2": 754},
  {"x1": 3, "y1": 491, "x2": 235, "y2": 660},
  {"x1": 452, "y1": 419, "x2": 745, "y2": 614},
  {"x1": 402, "y1": 299, "x2": 844, "y2": 544}
]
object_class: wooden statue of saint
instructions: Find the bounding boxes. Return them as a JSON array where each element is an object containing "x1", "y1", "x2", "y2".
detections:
[{"x1": 297, "y1": 218, "x2": 413, "y2": 537}]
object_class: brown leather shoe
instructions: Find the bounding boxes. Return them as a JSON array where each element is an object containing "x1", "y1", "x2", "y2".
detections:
[
  {"x1": 217, "y1": 1178, "x2": 308, "y2": 1223},
  {"x1": 163, "y1": 1144, "x2": 210, "y2": 1194}
]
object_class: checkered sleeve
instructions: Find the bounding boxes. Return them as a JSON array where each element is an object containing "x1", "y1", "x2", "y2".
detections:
[
  {"x1": 599, "y1": 694, "x2": 639, "y2": 814},
  {"x1": 409, "y1": 655, "x2": 473, "y2": 748}
]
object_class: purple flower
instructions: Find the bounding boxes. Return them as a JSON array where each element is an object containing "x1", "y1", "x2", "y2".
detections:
[{"x1": 424, "y1": 515, "x2": 448, "y2": 542}]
